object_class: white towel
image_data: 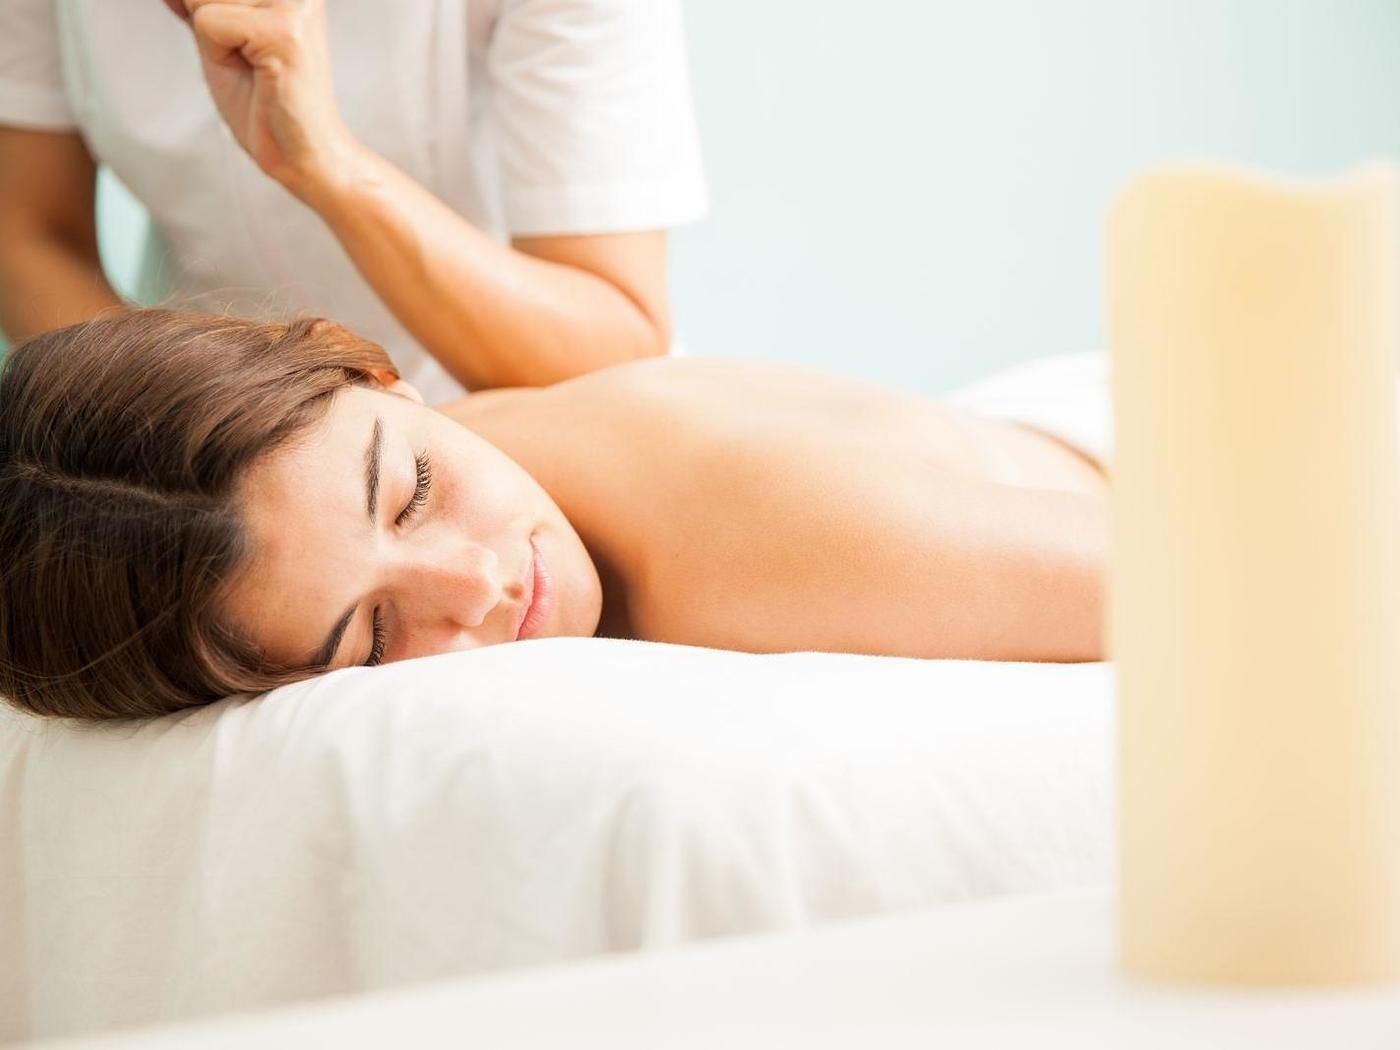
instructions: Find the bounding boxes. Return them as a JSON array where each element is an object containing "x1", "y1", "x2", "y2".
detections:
[{"x1": 943, "y1": 351, "x2": 1114, "y2": 470}]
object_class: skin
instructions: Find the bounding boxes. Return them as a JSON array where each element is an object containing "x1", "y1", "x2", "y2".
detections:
[
  {"x1": 224, "y1": 378, "x2": 604, "y2": 669},
  {"x1": 0, "y1": 0, "x2": 671, "y2": 389},
  {"x1": 223, "y1": 359, "x2": 1108, "y2": 672},
  {"x1": 0, "y1": 128, "x2": 121, "y2": 337}
]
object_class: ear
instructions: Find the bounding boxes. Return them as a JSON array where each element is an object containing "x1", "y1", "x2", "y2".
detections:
[
  {"x1": 386, "y1": 378, "x2": 425, "y2": 405},
  {"x1": 368, "y1": 368, "x2": 425, "y2": 404}
]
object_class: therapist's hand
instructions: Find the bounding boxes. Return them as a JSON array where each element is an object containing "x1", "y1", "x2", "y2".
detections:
[{"x1": 171, "y1": 0, "x2": 355, "y2": 197}]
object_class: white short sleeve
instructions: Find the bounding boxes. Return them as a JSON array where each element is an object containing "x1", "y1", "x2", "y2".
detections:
[
  {"x1": 488, "y1": 0, "x2": 708, "y2": 237},
  {"x1": 0, "y1": 0, "x2": 76, "y2": 130}
]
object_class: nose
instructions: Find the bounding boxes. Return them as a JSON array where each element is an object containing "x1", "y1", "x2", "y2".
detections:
[{"x1": 395, "y1": 538, "x2": 508, "y2": 653}]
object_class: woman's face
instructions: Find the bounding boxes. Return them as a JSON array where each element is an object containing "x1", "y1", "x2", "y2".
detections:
[{"x1": 222, "y1": 382, "x2": 603, "y2": 672}]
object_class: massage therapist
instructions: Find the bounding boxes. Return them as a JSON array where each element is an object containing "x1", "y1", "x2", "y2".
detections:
[{"x1": 0, "y1": 0, "x2": 706, "y2": 399}]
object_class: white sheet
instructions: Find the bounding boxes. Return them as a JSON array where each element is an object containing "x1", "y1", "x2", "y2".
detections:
[
  {"x1": 944, "y1": 349, "x2": 1400, "y2": 472},
  {"x1": 944, "y1": 350, "x2": 1115, "y2": 468},
  {"x1": 0, "y1": 639, "x2": 1113, "y2": 1042}
]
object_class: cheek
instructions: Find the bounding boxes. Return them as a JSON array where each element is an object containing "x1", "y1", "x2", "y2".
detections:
[
  {"x1": 438, "y1": 445, "x2": 540, "y2": 536},
  {"x1": 566, "y1": 558, "x2": 605, "y2": 635}
]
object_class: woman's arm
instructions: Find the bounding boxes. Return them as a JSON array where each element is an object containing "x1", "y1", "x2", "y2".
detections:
[
  {"x1": 0, "y1": 128, "x2": 124, "y2": 341},
  {"x1": 175, "y1": 0, "x2": 671, "y2": 390}
]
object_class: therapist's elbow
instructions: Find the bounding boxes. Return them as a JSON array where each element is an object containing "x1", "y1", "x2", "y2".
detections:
[
  {"x1": 628, "y1": 307, "x2": 672, "y2": 361},
  {"x1": 567, "y1": 297, "x2": 671, "y2": 375},
  {"x1": 556, "y1": 310, "x2": 669, "y2": 385},
  {"x1": 587, "y1": 265, "x2": 672, "y2": 367},
  {"x1": 470, "y1": 313, "x2": 667, "y2": 390},
  {"x1": 578, "y1": 306, "x2": 670, "y2": 382}
]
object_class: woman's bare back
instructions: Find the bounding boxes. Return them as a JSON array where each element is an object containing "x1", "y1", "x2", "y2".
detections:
[{"x1": 443, "y1": 358, "x2": 1107, "y2": 661}]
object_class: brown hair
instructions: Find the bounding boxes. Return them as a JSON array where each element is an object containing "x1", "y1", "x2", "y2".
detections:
[{"x1": 0, "y1": 309, "x2": 399, "y2": 720}]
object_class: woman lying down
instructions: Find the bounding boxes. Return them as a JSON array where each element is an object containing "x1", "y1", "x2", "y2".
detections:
[{"x1": 0, "y1": 311, "x2": 1108, "y2": 720}]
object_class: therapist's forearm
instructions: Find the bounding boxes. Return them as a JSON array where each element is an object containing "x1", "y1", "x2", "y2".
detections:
[
  {"x1": 0, "y1": 233, "x2": 123, "y2": 343},
  {"x1": 293, "y1": 144, "x2": 666, "y2": 391}
]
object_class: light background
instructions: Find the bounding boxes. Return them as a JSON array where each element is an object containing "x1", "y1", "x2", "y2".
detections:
[{"x1": 94, "y1": 0, "x2": 1400, "y2": 394}]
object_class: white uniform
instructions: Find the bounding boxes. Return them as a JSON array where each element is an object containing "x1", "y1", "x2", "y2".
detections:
[{"x1": 0, "y1": 0, "x2": 708, "y2": 402}]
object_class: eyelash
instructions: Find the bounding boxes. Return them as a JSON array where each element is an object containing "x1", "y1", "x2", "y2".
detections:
[
  {"x1": 366, "y1": 453, "x2": 433, "y2": 667},
  {"x1": 396, "y1": 452, "x2": 432, "y2": 527},
  {"x1": 366, "y1": 609, "x2": 387, "y2": 668}
]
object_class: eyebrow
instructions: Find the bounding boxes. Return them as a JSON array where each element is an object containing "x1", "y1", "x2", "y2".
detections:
[
  {"x1": 364, "y1": 416, "x2": 383, "y2": 522},
  {"x1": 308, "y1": 602, "x2": 359, "y2": 670}
]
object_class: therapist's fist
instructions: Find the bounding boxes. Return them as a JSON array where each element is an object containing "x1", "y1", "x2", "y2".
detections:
[{"x1": 173, "y1": 0, "x2": 353, "y2": 197}]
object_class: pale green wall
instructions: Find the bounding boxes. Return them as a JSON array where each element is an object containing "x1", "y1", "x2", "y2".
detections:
[
  {"x1": 669, "y1": 0, "x2": 1400, "y2": 392},
  {"x1": 94, "y1": 0, "x2": 1400, "y2": 393}
]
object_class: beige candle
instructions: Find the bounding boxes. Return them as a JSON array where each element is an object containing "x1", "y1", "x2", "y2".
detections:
[{"x1": 1109, "y1": 163, "x2": 1400, "y2": 985}]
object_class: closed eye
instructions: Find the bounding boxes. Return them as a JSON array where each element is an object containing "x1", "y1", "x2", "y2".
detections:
[
  {"x1": 364, "y1": 607, "x2": 387, "y2": 667},
  {"x1": 396, "y1": 452, "x2": 432, "y2": 527}
]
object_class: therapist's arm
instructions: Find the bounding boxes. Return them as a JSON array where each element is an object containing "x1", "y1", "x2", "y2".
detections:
[
  {"x1": 295, "y1": 148, "x2": 670, "y2": 391},
  {"x1": 177, "y1": 0, "x2": 669, "y2": 391},
  {"x1": 0, "y1": 128, "x2": 124, "y2": 342}
]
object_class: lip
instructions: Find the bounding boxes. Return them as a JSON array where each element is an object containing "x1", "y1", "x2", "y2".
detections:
[{"x1": 514, "y1": 537, "x2": 555, "y2": 641}]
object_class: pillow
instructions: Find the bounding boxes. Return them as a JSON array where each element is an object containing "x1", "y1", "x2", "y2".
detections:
[{"x1": 0, "y1": 638, "x2": 1114, "y2": 1041}]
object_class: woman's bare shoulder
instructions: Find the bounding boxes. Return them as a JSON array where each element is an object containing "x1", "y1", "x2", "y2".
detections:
[
  {"x1": 435, "y1": 385, "x2": 543, "y2": 429},
  {"x1": 429, "y1": 362, "x2": 710, "y2": 518},
  {"x1": 440, "y1": 358, "x2": 765, "y2": 448}
]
